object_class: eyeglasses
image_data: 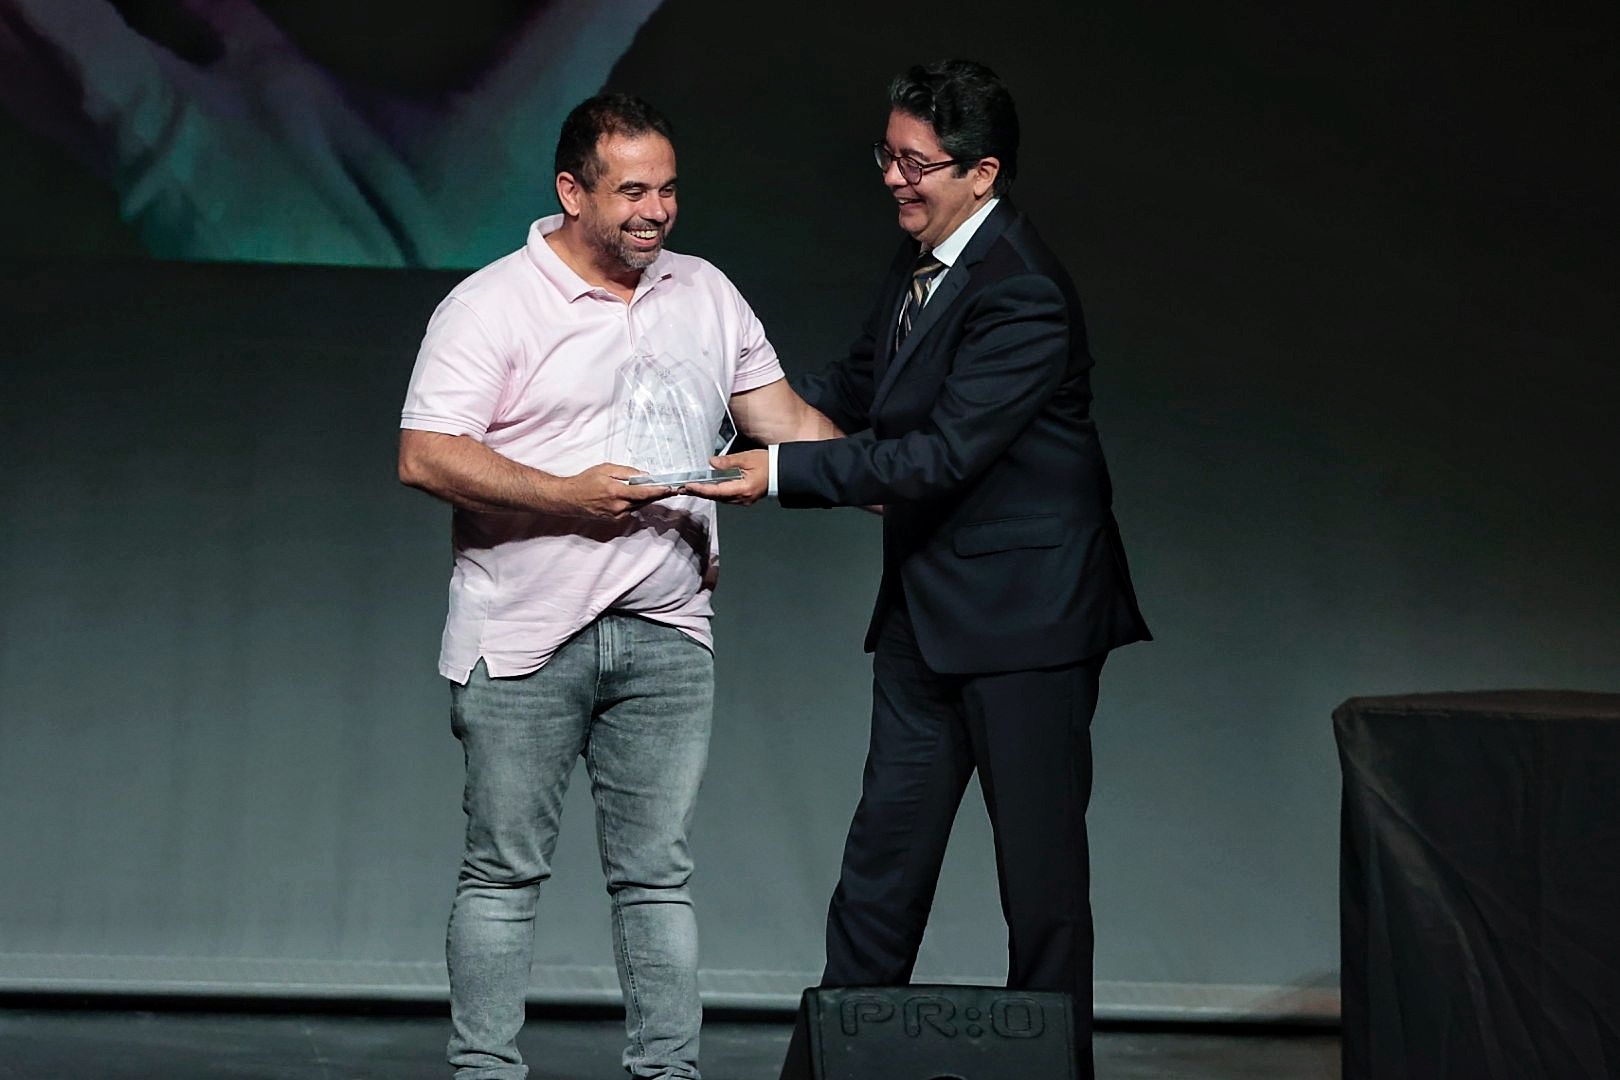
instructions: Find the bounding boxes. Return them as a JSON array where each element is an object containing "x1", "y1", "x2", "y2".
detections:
[{"x1": 872, "y1": 142, "x2": 969, "y2": 186}]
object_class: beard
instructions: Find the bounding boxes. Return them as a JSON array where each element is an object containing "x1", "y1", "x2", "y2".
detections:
[{"x1": 583, "y1": 211, "x2": 665, "y2": 272}]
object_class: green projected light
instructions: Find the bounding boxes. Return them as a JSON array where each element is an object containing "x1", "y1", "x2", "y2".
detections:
[{"x1": 0, "y1": 0, "x2": 666, "y2": 268}]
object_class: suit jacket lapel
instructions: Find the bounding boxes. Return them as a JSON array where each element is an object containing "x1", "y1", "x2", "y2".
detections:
[{"x1": 871, "y1": 202, "x2": 1016, "y2": 414}]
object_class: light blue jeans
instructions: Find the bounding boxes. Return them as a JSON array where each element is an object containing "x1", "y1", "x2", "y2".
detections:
[{"x1": 445, "y1": 614, "x2": 712, "y2": 1080}]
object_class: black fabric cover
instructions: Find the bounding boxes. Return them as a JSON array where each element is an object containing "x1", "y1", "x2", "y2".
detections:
[
  {"x1": 1335, "y1": 691, "x2": 1620, "y2": 1079},
  {"x1": 778, "y1": 985, "x2": 1077, "y2": 1080}
]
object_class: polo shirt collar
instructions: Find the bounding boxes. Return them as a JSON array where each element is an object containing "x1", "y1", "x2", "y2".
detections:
[{"x1": 524, "y1": 214, "x2": 675, "y2": 302}]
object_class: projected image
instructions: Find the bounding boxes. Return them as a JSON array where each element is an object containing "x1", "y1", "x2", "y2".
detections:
[{"x1": 0, "y1": 0, "x2": 664, "y2": 267}]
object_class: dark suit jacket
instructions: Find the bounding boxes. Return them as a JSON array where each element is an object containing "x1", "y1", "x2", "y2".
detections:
[{"x1": 779, "y1": 201, "x2": 1150, "y2": 675}]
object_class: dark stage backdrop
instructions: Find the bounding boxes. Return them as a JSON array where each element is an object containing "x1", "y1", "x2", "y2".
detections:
[{"x1": 2, "y1": 0, "x2": 1615, "y2": 1018}]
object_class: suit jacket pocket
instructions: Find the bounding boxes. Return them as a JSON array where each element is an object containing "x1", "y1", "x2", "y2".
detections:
[{"x1": 952, "y1": 514, "x2": 1065, "y2": 556}]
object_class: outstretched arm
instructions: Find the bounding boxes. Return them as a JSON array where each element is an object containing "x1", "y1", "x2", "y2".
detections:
[
  {"x1": 779, "y1": 274, "x2": 1071, "y2": 508},
  {"x1": 683, "y1": 379, "x2": 841, "y2": 507},
  {"x1": 727, "y1": 378, "x2": 843, "y2": 446},
  {"x1": 398, "y1": 430, "x2": 676, "y2": 520}
]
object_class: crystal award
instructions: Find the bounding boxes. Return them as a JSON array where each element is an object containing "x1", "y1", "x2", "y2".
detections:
[{"x1": 610, "y1": 349, "x2": 741, "y2": 487}]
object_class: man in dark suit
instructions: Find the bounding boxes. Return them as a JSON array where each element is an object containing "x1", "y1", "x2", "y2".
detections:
[{"x1": 694, "y1": 59, "x2": 1149, "y2": 1078}]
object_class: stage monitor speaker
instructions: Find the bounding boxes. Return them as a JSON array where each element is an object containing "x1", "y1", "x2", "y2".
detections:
[{"x1": 778, "y1": 985, "x2": 1077, "y2": 1080}]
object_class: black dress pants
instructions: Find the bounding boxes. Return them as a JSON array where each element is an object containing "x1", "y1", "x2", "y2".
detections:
[{"x1": 821, "y1": 600, "x2": 1104, "y2": 1079}]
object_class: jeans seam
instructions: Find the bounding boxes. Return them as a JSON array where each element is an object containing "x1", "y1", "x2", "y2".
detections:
[
  {"x1": 591, "y1": 620, "x2": 638, "y2": 1053},
  {"x1": 593, "y1": 618, "x2": 609, "y2": 704},
  {"x1": 616, "y1": 886, "x2": 647, "y2": 1064},
  {"x1": 597, "y1": 732, "x2": 647, "y2": 1065}
]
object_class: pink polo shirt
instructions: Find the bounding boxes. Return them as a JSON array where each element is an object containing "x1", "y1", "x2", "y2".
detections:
[{"x1": 401, "y1": 216, "x2": 785, "y2": 683}]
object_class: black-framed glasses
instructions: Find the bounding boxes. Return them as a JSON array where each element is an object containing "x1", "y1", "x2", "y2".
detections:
[{"x1": 872, "y1": 142, "x2": 968, "y2": 186}]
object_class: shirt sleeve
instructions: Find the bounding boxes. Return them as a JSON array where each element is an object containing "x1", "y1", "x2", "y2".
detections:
[
  {"x1": 727, "y1": 283, "x2": 786, "y2": 395},
  {"x1": 399, "y1": 296, "x2": 509, "y2": 437}
]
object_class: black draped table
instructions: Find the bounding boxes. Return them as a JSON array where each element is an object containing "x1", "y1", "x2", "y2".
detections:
[{"x1": 1335, "y1": 691, "x2": 1620, "y2": 1079}]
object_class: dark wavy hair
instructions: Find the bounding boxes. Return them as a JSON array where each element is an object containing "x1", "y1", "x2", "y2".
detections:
[
  {"x1": 554, "y1": 93, "x2": 675, "y2": 191},
  {"x1": 888, "y1": 60, "x2": 1019, "y2": 196}
]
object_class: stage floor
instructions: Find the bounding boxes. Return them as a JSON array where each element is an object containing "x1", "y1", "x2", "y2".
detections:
[{"x1": 0, "y1": 1003, "x2": 1339, "y2": 1078}]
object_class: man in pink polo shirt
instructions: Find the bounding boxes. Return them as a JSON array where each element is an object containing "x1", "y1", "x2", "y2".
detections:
[{"x1": 398, "y1": 94, "x2": 836, "y2": 1080}]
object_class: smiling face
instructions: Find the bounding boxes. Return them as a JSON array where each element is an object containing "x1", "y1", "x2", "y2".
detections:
[
  {"x1": 561, "y1": 131, "x2": 678, "y2": 277},
  {"x1": 880, "y1": 109, "x2": 996, "y2": 251}
]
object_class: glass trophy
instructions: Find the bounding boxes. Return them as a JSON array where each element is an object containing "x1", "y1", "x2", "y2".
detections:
[{"x1": 610, "y1": 350, "x2": 742, "y2": 487}]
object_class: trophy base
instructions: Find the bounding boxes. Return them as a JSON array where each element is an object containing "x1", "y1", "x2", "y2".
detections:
[{"x1": 625, "y1": 467, "x2": 744, "y2": 487}]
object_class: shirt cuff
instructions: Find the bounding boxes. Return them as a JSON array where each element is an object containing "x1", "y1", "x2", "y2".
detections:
[{"x1": 767, "y1": 443, "x2": 780, "y2": 499}]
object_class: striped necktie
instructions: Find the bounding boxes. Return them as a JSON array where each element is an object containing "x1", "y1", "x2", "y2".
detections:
[{"x1": 895, "y1": 254, "x2": 945, "y2": 350}]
